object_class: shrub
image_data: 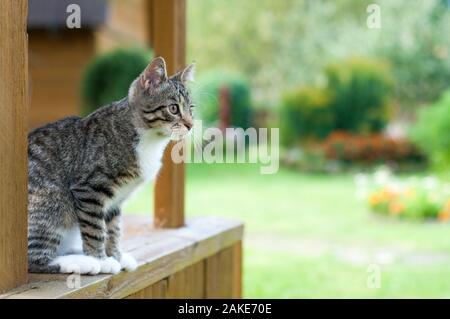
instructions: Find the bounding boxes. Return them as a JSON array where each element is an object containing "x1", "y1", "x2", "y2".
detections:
[
  {"x1": 321, "y1": 131, "x2": 424, "y2": 164},
  {"x1": 193, "y1": 70, "x2": 253, "y2": 129},
  {"x1": 410, "y1": 90, "x2": 450, "y2": 175},
  {"x1": 280, "y1": 57, "x2": 393, "y2": 146},
  {"x1": 280, "y1": 86, "x2": 334, "y2": 145},
  {"x1": 325, "y1": 58, "x2": 393, "y2": 134},
  {"x1": 81, "y1": 47, "x2": 153, "y2": 114}
]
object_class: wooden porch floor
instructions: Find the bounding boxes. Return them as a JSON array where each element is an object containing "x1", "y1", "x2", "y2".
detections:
[{"x1": 0, "y1": 215, "x2": 243, "y2": 299}]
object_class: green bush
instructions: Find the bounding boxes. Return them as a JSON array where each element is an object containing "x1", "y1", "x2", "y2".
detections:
[
  {"x1": 410, "y1": 90, "x2": 450, "y2": 174},
  {"x1": 280, "y1": 86, "x2": 334, "y2": 145},
  {"x1": 193, "y1": 70, "x2": 253, "y2": 128},
  {"x1": 81, "y1": 47, "x2": 153, "y2": 114},
  {"x1": 280, "y1": 57, "x2": 393, "y2": 146},
  {"x1": 325, "y1": 58, "x2": 392, "y2": 133}
]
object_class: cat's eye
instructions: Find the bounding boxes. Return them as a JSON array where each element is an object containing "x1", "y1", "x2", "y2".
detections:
[{"x1": 168, "y1": 104, "x2": 179, "y2": 114}]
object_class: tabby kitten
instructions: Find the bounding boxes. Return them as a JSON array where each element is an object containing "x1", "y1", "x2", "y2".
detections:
[{"x1": 28, "y1": 57, "x2": 195, "y2": 274}]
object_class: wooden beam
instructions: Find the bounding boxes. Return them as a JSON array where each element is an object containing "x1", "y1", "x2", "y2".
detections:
[
  {"x1": 205, "y1": 242, "x2": 242, "y2": 298},
  {"x1": 0, "y1": 0, "x2": 28, "y2": 293},
  {"x1": 231, "y1": 242, "x2": 243, "y2": 298},
  {"x1": 0, "y1": 216, "x2": 243, "y2": 299},
  {"x1": 147, "y1": 0, "x2": 186, "y2": 228}
]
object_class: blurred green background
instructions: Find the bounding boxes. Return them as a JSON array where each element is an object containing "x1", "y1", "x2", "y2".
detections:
[{"x1": 82, "y1": 0, "x2": 450, "y2": 297}]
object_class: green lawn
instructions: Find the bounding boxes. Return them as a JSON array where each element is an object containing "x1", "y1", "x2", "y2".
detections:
[{"x1": 124, "y1": 163, "x2": 450, "y2": 298}]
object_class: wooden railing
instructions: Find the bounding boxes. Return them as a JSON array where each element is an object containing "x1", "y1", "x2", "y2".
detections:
[
  {"x1": 0, "y1": 0, "x2": 243, "y2": 298},
  {"x1": 0, "y1": 0, "x2": 29, "y2": 293},
  {"x1": 149, "y1": 0, "x2": 186, "y2": 228}
]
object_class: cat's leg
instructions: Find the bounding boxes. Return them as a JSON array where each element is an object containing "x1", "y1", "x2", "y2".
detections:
[
  {"x1": 105, "y1": 207, "x2": 138, "y2": 271},
  {"x1": 75, "y1": 207, "x2": 121, "y2": 274},
  {"x1": 105, "y1": 207, "x2": 121, "y2": 260},
  {"x1": 28, "y1": 191, "x2": 100, "y2": 275}
]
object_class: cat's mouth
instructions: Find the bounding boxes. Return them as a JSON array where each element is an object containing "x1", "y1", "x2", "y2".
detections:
[
  {"x1": 170, "y1": 125, "x2": 190, "y2": 141},
  {"x1": 170, "y1": 131, "x2": 189, "y2": 141}
]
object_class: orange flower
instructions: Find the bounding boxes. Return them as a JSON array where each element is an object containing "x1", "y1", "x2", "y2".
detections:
[
  {"x1": 389, "y1": 201, "x2": 405, "y2": 215},
  {"x1": 368, "y1": 193, "x2": 380, "y2": 206},
  {"x1": 445, "y1": 200, "x2": 450, "y2": 210},
  {"x1": 438, "y1": 210, "x2": 450, "y2": 222},
  {"x1": 380, "y1": 188, "x2": 397, "y2": 202}
]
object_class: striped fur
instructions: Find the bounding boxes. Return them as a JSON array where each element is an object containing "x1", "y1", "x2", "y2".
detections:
[{"x1": 28, "y1": 57, "x2": 195, "y2": 274}]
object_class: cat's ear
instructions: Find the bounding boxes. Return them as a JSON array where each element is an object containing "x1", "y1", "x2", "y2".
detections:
[
  {"x1": 172, "y1": 63, "x2": 195, "y2": 84},
  {"x1": 181, "y1": 63, "x2": 196, "y2": 83},
  {"x1": 139, "y1": 57, "x2": 168, "y2": 90}
]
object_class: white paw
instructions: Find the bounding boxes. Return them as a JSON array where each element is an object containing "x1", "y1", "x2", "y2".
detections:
[
  {"x1": 120, "y1": 253, "x2": 138, "y2": 271},
  {"x1": 51, "y1": 255, "x2": 101, "y2": 275},
  {"x1": 98, "y1": 257, "x2": 121, "y2": 274}
]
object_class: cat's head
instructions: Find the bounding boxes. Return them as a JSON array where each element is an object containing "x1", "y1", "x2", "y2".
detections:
[{"x1": 128, "y1": 57, "x2": 195, "y2": 140}]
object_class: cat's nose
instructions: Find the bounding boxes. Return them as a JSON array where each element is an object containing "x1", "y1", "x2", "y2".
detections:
[{"x1": 183, "y1": 121, "x2": 193, "y2": 130}]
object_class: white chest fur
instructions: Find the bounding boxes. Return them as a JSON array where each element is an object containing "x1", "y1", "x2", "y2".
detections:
[
  {"x1": 103, "y1": 130, "x2": 170, "y2": 212},
  {"x1": 136, "y1": 130, "x2": 170, "y2": 181},
  {"x1": 103, "y1": 178, "x2": 143, "y2": 212}
]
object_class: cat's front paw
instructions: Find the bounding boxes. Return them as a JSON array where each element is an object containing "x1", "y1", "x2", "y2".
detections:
[
  {"x1": 99, "y1": 257, "x2": 121, "y2": 274},
  {"x1": 120, "y1": 253, "x2": 138, "y2": 271},
  {"x1": 51, "y1": 255, "x2": 101, "y2": 275}
]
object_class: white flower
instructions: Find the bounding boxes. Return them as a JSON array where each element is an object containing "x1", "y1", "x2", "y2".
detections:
[
  {"x1": 354, "y1": 173, "x2": 369, "y2": 187},
  {"x1": 374, "y1": 167, "x2": 392, "y2": 186},
  {"x1": 423, "y1": 176, "x2": 439, "y2": 190}
]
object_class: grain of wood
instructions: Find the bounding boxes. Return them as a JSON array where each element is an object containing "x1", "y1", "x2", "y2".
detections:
[
  {"x1": 205, "y1": 247, "x2": 230, "y2": 298},
  {"x1": 0, "y1": 216, "x2": 243, "y2": 298},
  {"x1": 166, "y1": 261, "x2": 204, "y2": 298},
  {"x1": 205, "y1": 243, "x2": 243, "y2": 299},
  {"x1": 28, "y1": 30, "x2": 95, "y2": 129},
  {"x1": 127, "y1": 259, "x2": 204, "y2": 299},
  {"x1": 148, "y1": 0, "x2": 186, "y2": 228},
  {"x1": 231, "y1": 242, "x2": 243, "y2": 298},
  {"x1": 0, "y1": 0, "x2": 29, "y2": 293},
  {"x1": 95, "y1": 0, "x2": 149, "y2": 52},
  {"x1": 126, "y1": 279, "x2": 168, "y2": 298}
]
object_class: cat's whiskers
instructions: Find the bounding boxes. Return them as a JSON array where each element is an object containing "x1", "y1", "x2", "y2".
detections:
[{"x1": 170, "y1": 125, "x2": 187, "y2": 141}]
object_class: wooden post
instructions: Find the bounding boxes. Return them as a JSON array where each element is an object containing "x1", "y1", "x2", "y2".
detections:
[
  {"x1": 147, "y1": 0, "x2": 186, "y2": 228},
  {"x1": 0, "y1": 0, "x2": 29, "y2": 292},
  {"x1": 219, "y1": 86, "x2": 231, "y2": 132}
]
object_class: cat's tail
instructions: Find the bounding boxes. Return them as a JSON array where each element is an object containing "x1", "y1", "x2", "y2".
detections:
[
  {"x1": 28, "y1": 234, "x2": 62, "y2": 273},
  {"x1": 28, "y1": 254, "x2": 61, "y2": 274}
]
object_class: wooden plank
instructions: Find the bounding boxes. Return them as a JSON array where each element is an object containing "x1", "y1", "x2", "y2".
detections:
[
  {"x1": 204, "y1": 251, "x2": 220, "y2": 298},
  {"x1": 95, "y1": 0, "x2": 149, "y2": 52},
  {"x1": 149, "y1": 279, "x2": 168, "y2": 298},
  {"x1": 205, "y1": 242, "x2": 243, "y2": 299},
  {"x1": 0, "y1": 216, "x2": 243, "y2": 299},
  {"x1": 28, "y1": 30, "x2": 95, "y2": 129},
  {"x1": 148, "y1": 0, "x2": 186, "y2": 228},
  {"x1": 231, "y1": 242, "x2": 243, "y2": 298},
  {"x1": 0, "y1": 0, "x2": 29, "y2": 293},
  {"x1": 128, "y1": 260, "x2": 204, "y2": 299},
  {"x1": 205, "y1": 247, "x2": 231, "y2": 298},
  {"x1": 166, "y1": 261, "x2": 204, "y2": 298},
  {"x1": 126, "y1": 279, "x2": 168, "y2": 298}
]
